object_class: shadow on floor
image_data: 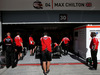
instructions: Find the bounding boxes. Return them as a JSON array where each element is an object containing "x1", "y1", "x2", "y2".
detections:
[{"x1": 68, "y1": 52, "x2": 88, "y2": 66}]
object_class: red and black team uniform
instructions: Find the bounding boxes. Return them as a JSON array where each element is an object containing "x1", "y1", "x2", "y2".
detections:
[
  {"x1": 3, "y1": 36, "x2": 13, "y2": 45},
  {"x1": 3, "y1": 36, "x2": 14, "y2": 68},
  {"x1": 14, "y1": 35, "x2": 23, "y2": 53},
  {"x1": 90, "y1": 37, "x2": 99, "y2": 70},
  {"x1": 40, "y1": 36, "x2": 52, "y2": 61},
  {"x1": 61, "y1": 37, "x2": 70, "y2": 45},
  {"x1": 54, "y1": 43, "x2": 59, "y2": 48},
  {"x1": 14, "y1": 35, "x2": 23, "y2": 62},
  {"x1": 90, "y1": 37, "x2": 99, "y2": 51},
  {"x1": 61, "y1": 37, "x2": 70, "y2": 54},
  {"x1": 29, "y1": 36, "x2": 35, "y2": 50},
  {"x1": 53, "y1": 43, "x2": 59, "y2": 52}
]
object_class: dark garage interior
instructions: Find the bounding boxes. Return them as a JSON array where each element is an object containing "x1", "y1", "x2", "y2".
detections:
[{"x1": 2, "y1": 24, "x2": 84, "y2": 52}]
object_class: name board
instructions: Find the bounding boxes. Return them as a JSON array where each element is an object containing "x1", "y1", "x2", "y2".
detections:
[{"x1": 0, "y1": 0, "x2": 100, "y2": 11}]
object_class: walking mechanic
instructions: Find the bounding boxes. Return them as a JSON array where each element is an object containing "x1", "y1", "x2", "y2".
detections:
[
  {"x1": 29, "y1": 34, "x2": 36, "y2": 56},
  {"x1": 14, "y1": 32, "x2": 23, "y2": 61},
  {"x1": 40, "y1": 32, "x2": 52, "y2": 75}
]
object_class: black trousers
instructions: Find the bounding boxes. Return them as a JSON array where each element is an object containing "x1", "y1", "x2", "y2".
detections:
[
  {"x1": 5, "y1": 46, "x2": 15, "y2": 68},
  {"x1": 91, "y1": 49, "x2": 98, "y2": 69},
  {"x1": 14, "y1": 51, "x2": 19, "y2": 65},
  {"x1": 62, "y1": 43, "x2": 69, "y2": 54},
  {"x1": 42, "y1": 50, "x2": 52, "y2": 61}
]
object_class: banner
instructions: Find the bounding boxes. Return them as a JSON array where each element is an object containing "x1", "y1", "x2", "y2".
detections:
[{"x1": 0, "y1": 0, "x2": 100, "y2": 11}]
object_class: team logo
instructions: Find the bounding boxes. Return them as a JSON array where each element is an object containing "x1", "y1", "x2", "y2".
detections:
[
  {"x1": 33, "y1": 0, "x2": 43, "y2": 9},
  {"x1": 86, "y1": 2, "x2": 92, "y2": 7},
  {"x1": 43, "y1": 38, "x2": 48, "y2": 40},
  {"x1": 5, "y1": 38, "x2": 11, "y2": 42}
]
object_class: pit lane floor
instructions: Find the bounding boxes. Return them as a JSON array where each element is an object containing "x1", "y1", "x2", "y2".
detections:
[
  {"x1": 0, "y1": 51, "x2": 100, "y2": 75},
  {"x1": 18, "y1": 51, "x2": 85, "y2": 65}
]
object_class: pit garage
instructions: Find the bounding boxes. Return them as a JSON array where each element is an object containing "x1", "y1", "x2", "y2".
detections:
[
  {"x1": 1, "y1": 0, "x2": 100, "y2": 67},
  {"x1": 1, "y1": 10, "x2": 100, "y2": 60},
  {"x1": 2, "y1": 23, "x2": 82, "y2": 48},
  {"x1": 1, "y1": 11, "x2": 85, "y2": 49}
]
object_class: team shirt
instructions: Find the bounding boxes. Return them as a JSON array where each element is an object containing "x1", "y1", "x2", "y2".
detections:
[
  {"x1": 62, "y1": 37, "x2": 70, "y2": 44},
  {"x1": 3, "y1": 36, "x2": 13, "y2": 45},
  {"x1": 90, "y1": 37, "x2": 99, "y2": 50},
  {"x1": 40, "y1": 35, "x2": 52, "y2": 52},
  {"x1": 14, "y1": 35, "x2": 23, "y2": 46},
  {"x1": 54, "y1": 43, "x2": 58, "y2": 48},
  {"x1": 29, "y1": 36, "x2": 35, "y2": 45}
]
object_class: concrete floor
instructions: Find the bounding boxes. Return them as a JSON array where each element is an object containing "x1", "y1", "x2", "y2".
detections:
[
  {"x1": 0, "y1": 64, "x2": 100, "y2": 75},
  {"x1": 0, "y1": 51, "x2": 100, "y2": 75}
]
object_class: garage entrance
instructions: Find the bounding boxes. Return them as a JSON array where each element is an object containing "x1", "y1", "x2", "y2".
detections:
[
  {"x1": 1, "y1": 23, "x2": 88, "y2": 65},
  {"x1": 2, "y1": 23, "x2": 84, "y2": 53}
]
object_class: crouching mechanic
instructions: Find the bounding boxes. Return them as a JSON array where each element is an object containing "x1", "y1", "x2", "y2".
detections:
[
  {"x1": 59, "y1": 37, "x2": 70, "y2": 55},
  {"x1": 54, "y1": 42, "x2": 59, "y2": 48},
  {"x1": 3, "y1": 32, "x2": 15, "y2": 68},
  {"x1": 53, "y1": 42, "x2": 59, "y2": 52},
  {"x1": 40, "y1": 32, "x2": 52, "y2": 75}
]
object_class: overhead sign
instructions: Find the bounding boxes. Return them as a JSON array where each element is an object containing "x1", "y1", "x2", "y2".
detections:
[
  {"x1": 0, "y1": 0, "x2": 100, "y2": 11},
  {"x1": 59, "y1": 14, "x2": 67, "y2": 22}
]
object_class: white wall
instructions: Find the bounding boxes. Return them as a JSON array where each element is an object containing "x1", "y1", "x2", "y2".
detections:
[
  {"x1": 74, "y1": 25, "x2": 100, "y2": 60},
  {"x1": 74, "y1": 30, "x2": 79, "y2": 54},
  {"x1": 74, "y1": 25, "x2": 86, "y2": 58}
]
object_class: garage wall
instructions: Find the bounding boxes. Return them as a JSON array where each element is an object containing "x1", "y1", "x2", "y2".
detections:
[
  {"x1": 0, "y1": 12, "x2": 2, "y2": 41},
  {"x1": 74, "y1": 26, "x2": 87, "y2": 59},
  {"x1": 74, "y1": 25, "x2": 100, "y2": 60},
  {"x1": 0, "y1": 12, "x2": 2, "y2": 50},
  {"x1": 2, "y1": 11, "x2": 100, "y2": 23}
]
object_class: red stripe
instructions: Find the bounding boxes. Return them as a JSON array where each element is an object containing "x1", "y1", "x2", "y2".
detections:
[
  {"x1": 74, "y1": 26, "x2": 86, "y2": 30},
  {"x1": 86, "y1": 26, "x2": 100, "y2": 28},
  {"x1": 52, "y1": 0, "x2": 53, "y2": 9},
  {"x1": 50, "y1": 63, "x2": 84, "y2": 65},
  {"x1": 17, "y1": 62, "x2": 100, "y2": 66},
  {"x1": 17, "y1": 63, "x2": 84, "y2": 66},
  {"x1": 1, "y1": 62, "x2": 100, "y2": 66},
  {"x1": 18, "y1": 64, "x2": 40, "y2": 66},
  {"x1": 74, "y1": 26, "x2": 100, "y2": 30}
]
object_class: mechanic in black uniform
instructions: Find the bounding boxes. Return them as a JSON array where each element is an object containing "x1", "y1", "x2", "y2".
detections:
[{"x1": 3, "y1": 32, "x2": 15, "y2": 68}]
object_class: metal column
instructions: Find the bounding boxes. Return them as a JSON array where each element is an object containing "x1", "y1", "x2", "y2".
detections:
[{"x1": 0, "y1": 12, "x2": 2, "y2": 50}]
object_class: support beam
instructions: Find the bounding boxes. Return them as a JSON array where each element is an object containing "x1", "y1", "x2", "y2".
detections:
[{"x1": 0, "y1": 12, "x2": 2, "y2": 51}]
